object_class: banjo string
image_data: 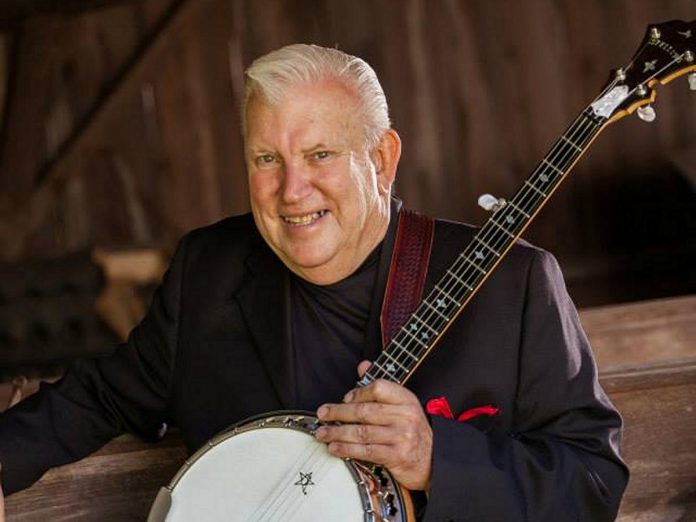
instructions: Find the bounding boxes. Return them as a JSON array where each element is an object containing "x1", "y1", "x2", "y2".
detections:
[
  {"x1": 277, "y1": 451, "x2": 338, "y2": 522},
  {"x1": 247, "y1": 438, "x2": 327, "y2": 521},
  {"x1": 382, "y1": 109, "x2": 600, "y2": 380}
]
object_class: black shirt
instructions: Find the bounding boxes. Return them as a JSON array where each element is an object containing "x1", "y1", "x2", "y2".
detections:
[{"x1": 290, "y1": 201, "x2": 401, "y2": 411}]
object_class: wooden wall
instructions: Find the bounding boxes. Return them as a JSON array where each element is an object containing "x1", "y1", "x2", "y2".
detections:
[
  {"x1": 0, "y1": 3, "x2": 694, "y2": 519},
  {"x1": 0, "y1": 0, "x2": 694, "y2": 307}
]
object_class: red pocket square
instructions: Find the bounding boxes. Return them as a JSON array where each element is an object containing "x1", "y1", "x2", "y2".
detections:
[{"x1": 426, "y1": 396, "x2": 500, "y2": 422}]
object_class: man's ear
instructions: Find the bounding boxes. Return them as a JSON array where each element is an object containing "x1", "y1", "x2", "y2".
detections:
[{"x1": 374, "y1": 129, "x2": 401, "y2": 195}]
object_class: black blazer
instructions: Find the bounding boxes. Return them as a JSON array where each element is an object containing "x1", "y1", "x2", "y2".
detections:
[{"x1": 0, "y1": 209, "x2": 628, "y2": 521}]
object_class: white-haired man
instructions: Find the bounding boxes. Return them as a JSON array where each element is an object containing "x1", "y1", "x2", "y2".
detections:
[{"x1": 0, "y1": 44, "x2": 628, "y2": 521}]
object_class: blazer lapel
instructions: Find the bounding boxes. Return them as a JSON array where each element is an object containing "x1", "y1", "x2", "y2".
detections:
[{"x1": 234, "y1": 244, "x2": 296, "y2": 409}]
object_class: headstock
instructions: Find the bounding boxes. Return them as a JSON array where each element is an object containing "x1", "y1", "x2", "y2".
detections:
[{"x1": 590, "y1": 20, "x2": 695, "y2": 123}]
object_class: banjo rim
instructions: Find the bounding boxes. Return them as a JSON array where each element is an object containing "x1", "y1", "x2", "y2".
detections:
[{"x1": 151, "y1": 410, "x2": 414, "y2": 522}]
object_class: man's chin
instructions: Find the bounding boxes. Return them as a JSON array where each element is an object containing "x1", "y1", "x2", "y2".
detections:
[
  {"x1": 283, "y1": 252, "x2": 348, "y2": 284},
  {"x1": 287, "y1": 254, "x2": 334, "y2": 273}
]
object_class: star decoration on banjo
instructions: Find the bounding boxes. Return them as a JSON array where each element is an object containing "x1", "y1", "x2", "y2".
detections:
[{"x1": 294, "y1": 472, "x2": 315, "y2": 495}]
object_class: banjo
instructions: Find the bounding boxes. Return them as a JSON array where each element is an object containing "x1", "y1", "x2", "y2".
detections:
[{"x1": 148, "y1": 21, "x2": 695, "y2": 522}]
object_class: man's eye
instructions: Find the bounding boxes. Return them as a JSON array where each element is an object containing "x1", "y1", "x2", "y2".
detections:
[
  {"x1": 256, "y1": 154, "x2": 276, "y2": 166},
  {"x1": 313, "y1": 151, "x2": 331, "y2": 160}
]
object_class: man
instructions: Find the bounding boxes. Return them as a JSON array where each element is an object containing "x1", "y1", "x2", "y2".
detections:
[{"x1": 0, "y1": 44, "x2": 627, "y2": 520}]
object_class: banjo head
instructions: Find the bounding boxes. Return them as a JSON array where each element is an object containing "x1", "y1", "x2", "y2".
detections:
[{"x1": 148, "y1": 412, "x2": 410, "y2": 522}]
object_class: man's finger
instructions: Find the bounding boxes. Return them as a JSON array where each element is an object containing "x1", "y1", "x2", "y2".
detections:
[
  {"x1": 317, "y1": 401, "x2": 403, "y2": 424},
  {"x1": 315, "y1": 423, "x2": 394, "y2": 445},
  {"x1": 344, "y1": 378, "x2": 419, "y2": 406},
  {"x1": 357, "y1": 360, "x2": 372, "y2": 378},
  {"x1": 325, "y1": 441, "x2": 393, "y2": 464}
]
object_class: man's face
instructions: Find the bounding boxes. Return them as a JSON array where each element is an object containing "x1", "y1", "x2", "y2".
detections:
[{"x1": 245, "y1": 81, "x2": 394, "y2": 285}]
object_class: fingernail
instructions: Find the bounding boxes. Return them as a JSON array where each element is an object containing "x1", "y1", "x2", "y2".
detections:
[
  {"x1": 343, "y1": 391, "x2": 354, "y2": 403},
  {"x1": 317, "y1": 405, "x2": 328, "y2": 418}
]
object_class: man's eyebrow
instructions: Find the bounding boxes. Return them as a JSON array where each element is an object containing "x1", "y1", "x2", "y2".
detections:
[
  {"x1": 301, "y1": 143, "x2": 331, "y2": 154},
  {"x1": 247, "y1": 146, "x2": 274, "y2": 154}
]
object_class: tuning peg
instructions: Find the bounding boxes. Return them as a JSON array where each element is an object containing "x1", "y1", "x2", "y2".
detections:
[
  {"x1": 688, "y1": 72, "x2": 696, "y2": 92},
  {"x1": 637, "y1": 104, "x2": 656, "y2": 122},
  {"x1": 478, "y1": 194, "x2": 507, "y2": 212}
]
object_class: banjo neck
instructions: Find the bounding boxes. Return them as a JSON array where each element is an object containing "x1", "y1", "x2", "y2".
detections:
[
  {"x1": 358, "y1": 19, "x2": 696, "y2": 388},
  {"x1": 358, "y1": 108, "x2": 605, "y2": 388}
]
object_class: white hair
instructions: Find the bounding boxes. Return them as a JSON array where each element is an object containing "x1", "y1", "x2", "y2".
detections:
[{"x1": 243, "y1": 44, "x2": 391, "y2": 148}]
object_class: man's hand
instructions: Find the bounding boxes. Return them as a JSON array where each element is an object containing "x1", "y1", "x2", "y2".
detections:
[{"x1": 315, "y1": 361, "x2": 433, "y2": 491}]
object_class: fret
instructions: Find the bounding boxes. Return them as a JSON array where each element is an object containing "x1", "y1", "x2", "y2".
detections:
[
  {"x1": 524, "y1": 179, "x2": 547, "y2": 198},
  {"x1": 473, "y1": 235, "x2": 501, "y2": 257},
  {"x1": 358, "y1": 374, "x2": 373, "y2": 386},
  {"x1": 409, "y1": 314, "x2": 439, "y2": 335},
  {"x1": 536, "y1": 172, "x2": 554, "y2": 187},
  {"x1": 579, "y1": 112, "x2": 592, "y2": 125},
  {"x1": 541, "y1": 158, "x2": 563, "y2": 175},
  {"x1": 434, "y1": 295, "x2": 455, "y2": 312},
  {"x1": 423, "y1": 300, "x2": 450, "y2": 321},
  {"x1": 560, "y1": 135, "x2": 582, "y2": 152},
  {"x1": 381, "y1": 350, "x2": 408, "y2": 373},
  {"x1": 471, "y1": 246, "x2": 490, "y2": 262},
  {"x1": 445, "y1": 269, "x2": 474, "y2": 291},
  {"x1": 433, "y1": 283, "x2": 460, "y2": 304},
  {"x1": 500, "y1": 210, "x2": 521, "y2": 228},
  {"x1": 580, "y1": 111, "x2": 600, "y2": 126},
  {"x1": 585, "y1": 106, "x2": 605, "y2": 122},
  {"x1": 368, "y1": 359, "x2": 407, "y2": 384},
  {"x1": 398, "y1": 327, "x2": 430, "y2": 351},
  {"x1": 390, "y1": 336, "x2": 420, "y2": 359},
  {"x1": 459, "y1": 252, "x2": 487, "y2": 274},
  {"x1": 507, "y1": 200, "x2": 531, "y2": 219},
  {"x1": 488, "y1": 217, "x2": 515, "y2": 238},
  {"x1": 369, "y1": 361, "x2": 391, "y2": 379}
]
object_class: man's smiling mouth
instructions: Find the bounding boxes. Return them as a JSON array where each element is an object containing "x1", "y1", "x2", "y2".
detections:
[{"x1": 281, "y1": 210, "x2": 328, "y2": 226}]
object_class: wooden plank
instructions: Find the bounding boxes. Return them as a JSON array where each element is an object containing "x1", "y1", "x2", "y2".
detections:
[
  {"x1": 582, "y1": 295, "x2": 696, "y2": 521},
  {"x1": 601, "y1": 361, "x2": 696, "y2": 394},
  {"x1": 5, "y1": 364, "x2": 694, "y2": 521},
  {"x1": 611, "y1": 377, "x2": 696, "y2": 521},
  {"x1": 4, "y1": 433, "x2": 187, "y2": 521},
  {"x1": 581, "y1": 295, "x2": 696, "y2": 373}
]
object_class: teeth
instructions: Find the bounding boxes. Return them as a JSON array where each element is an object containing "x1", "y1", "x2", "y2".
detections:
[{"x1": 283, "y1": 210, "x2": 326, "y2": 225}]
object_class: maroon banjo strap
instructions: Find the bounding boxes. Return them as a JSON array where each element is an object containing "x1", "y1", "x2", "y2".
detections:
[{"x1": 380, "y1": 209, "x2": 435, "y2": 347}]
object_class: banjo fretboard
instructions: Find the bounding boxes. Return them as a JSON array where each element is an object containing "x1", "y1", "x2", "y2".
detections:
[
  {"x1": 358, "y1": 107, "x2": 606, "y2": 387},
  {"x1": 357, "y1": 18, "x2": 695, "y2": 388}
]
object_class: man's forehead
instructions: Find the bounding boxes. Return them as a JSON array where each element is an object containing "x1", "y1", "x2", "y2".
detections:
[
  {"x1": 250, "y1": 80, "x2": 358, "y2": 116},
  {"x1": 245, "y1": 82, "x2": 364, "y2": 149}
]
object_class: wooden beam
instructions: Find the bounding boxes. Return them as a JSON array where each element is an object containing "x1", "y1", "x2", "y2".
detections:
[
  {"x1": 580, "y1": 295, "x2": 696, "y2": 374},
  {"x1": 31, "y1": 0, "x2": 185, "y2": 189},
  {"x1": 0, "y1": 1, "x2": 140, "y2": 29},
  {"x1": 0, "y1": 0, "x2": 191, "y2": 259},
  {"x1": 0, "y1": 35, "x2": 6, "y2": 126}
]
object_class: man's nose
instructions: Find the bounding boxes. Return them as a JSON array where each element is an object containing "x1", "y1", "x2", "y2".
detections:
[{"x1": 281, "y1": 163, "x2": 313, "y2": 203}]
